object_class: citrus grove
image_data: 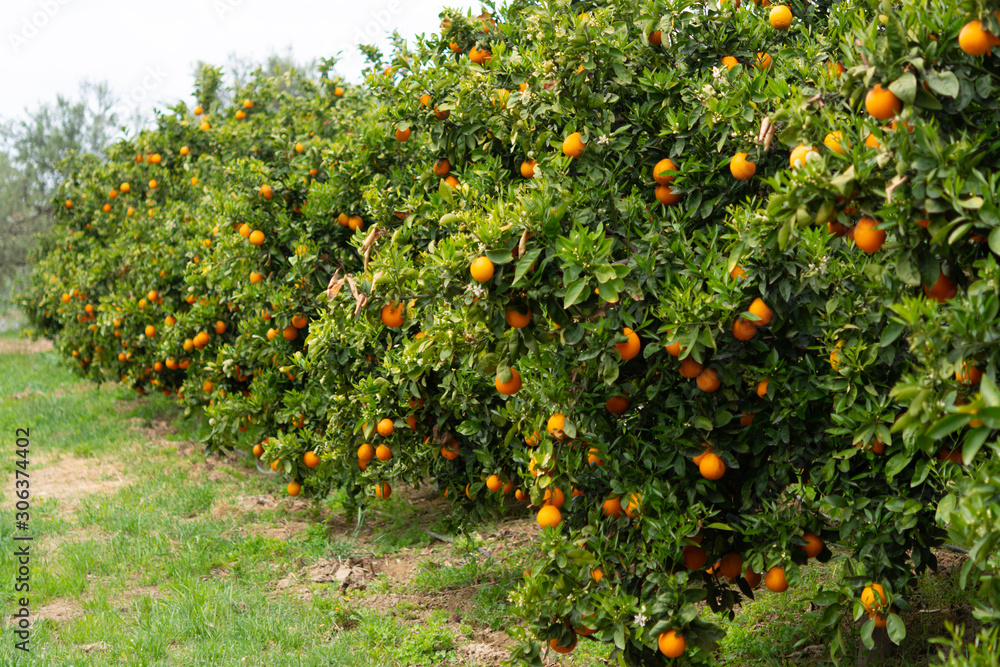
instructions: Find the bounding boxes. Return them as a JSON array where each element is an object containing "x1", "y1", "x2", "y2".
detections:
[{"x1": 18, "y1": 0, "x2": 1000, "y2": 663}]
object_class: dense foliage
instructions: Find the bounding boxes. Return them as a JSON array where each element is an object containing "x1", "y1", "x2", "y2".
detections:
[{"x1": 20, "y1": 0, "x2": 1000, "y2": 663}]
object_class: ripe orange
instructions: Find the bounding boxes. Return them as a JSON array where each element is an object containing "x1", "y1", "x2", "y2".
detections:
[
  {"x1": 789, "y1": 144, "x2": 817, "y2": 168},
  {"x1": 249, "y1": 230, "x2": 265, "y2": 246},
  {"x1": 802, "y1": 532, "x2": 824, "y2": 558},
  {"x1": 377, "y1": 418, "x2": 395, "y2": 437},
  {"x1": 287, "y1": 481, "x2": 302, "y2": 496},
  {"x1": 655, "y1": 184, "x2": 681, "y2": 205},
  {"x1": 381, "y1": 302, "x2": 405, "y2": 327},
  {"x1": 924, "y1": 272, "x2": 957, "y2": 302},
  {"x1": 548, "y1": 636, "x2": 576, "y2": 654},
  {"x1": 624, "y1": 492, "x2": 642, "y2": 518},
  {"x1": 615, "y1": 327, "x2": 641, "y2": 360},
  {"x1": 590, "y1": 567, "x2": 603, "y2": 583},
  {"x1": 865, "y1": 132, "x2": 882, "y2": 148},
  {"x1": 375, "y1": 482, "x2": 391, "y2": 499},
  {"x1": 861, "y1": 583, "x2": 887, "y2": 612},
  {"x1": 469, "y1": 45, "x2": 491, "y2": 64},
  {"x1": 956, "y1": 363, "x2": 983, "y2": 385},
  {"x1": 605, "y1": 394, "x2": 630, "y2": 414},
  {"x1": 653, "y1": 158, "x2": 677, "y2": 185},
  {"x1": 733, "y1": 318, "x2": 757, "y2": 341},
  {"x1": 441, "y1": 441, "x2": 460, "y2": 460},
  {"x1": 562, "y1": 132, "x2": 586, "y2": 158},
  {"x1": 748, "y1": 298, "x2": 773, "y2": 326},
  {"x1": 495, "y1": 368, "x2": 522, "y2": 395},
  {"x1": 757, "y1": 378, "x2": 770, "y2": 397},
  {"x1": 682, "y1": 545, "x2": 707, "y2": 570},
  {"x1": 375, "y1": 444, "x2": 392, "y2": 461},
  {"x1": 303, "y1": 451, "x2": 319, "y2": 468},
  {"x1": 282, "y1": 325, "x2": 298, "y2": 341},
  {"x1": 470, "y1": 256, "x2": 495, "y2": 282},
  {"x1": 291, "y1": 314, "x2": 307, "y2": 329},
  {"x1": 537, "y1": 504, "x2": 562, "y2": 528},
  {"x1": 870, "y1": 611, "x2": 891, "y2": 628},
  {"x1": 696, "y1": 368, "x2": 721, "y2": 392},
  {"x1": 853, "y1": 217, "x2": 886, "y2": 253},
  {"x1": 730, "y1": 152, "x2": 756, "y2": 180},
  {"x1": 358, "y1": 443, "x2": 375, "y2": 463},
  {"x1": 214, "y1": 320, "x2": 226, "y2": 335},
  {"x1": 543, "y1": 487, "x2": 565, "y2": 509},
  {"x1": 744, "y1": 566, "x2": 762, "y2": 588},
  {"x1": 823, "y1": 131, "x2": 848, "y2": 155},
  {"x1": 765, "y1": 566, "x2": 789, "y2": 592},
  {"x1": 203, "y1": 380, "x2": 214, "y2": 393},
  {"x1": 699, "y1": 452, "x2": 726, "y2": 479},
  {"x1": 144, "y1": 325, "x2": 156, "y2": 338},
  {"x1": 756, "y1": 52, "x2": 773, "y2": 70},
  {"x1": 348, "y1": 215, "x2": 364, "y2": 231},
  {"x1": 520, "y1": 160, "x2": 537, "y2": 178},
  {"x1": 505, "y1": 308, "x2": 531, "y2": 328},
  {"x1": 253, "y1": 444, "x2": 264, "y2": 458},
  {"x1": 829, "y1": 61, "x2": 846, "y2": 77},
  {"x1": 714, "y1": 552, "x2": 744, "y2": 579},
  {"x1": 601, "y1": 496, "x2": 624, "y2": 518},
  {"x1": 769, "y1": 5, "x2": 792, "y2": 30},
  {"x1": 334, "y1": 87, "x2": 344, "y2": 97},
  {"x1": 547, "y1": 412, "x2": 566, "y2": 436},
  {"x1": 433, "y1": 158, "x2": 451, "y2": 176},
  {"x1": 587, "y1": 447, "x2": 604, "y2": 466},
  {"x1": 648, "y1": 30, "x2": 662, "y2": 45},
  {"x1": 865, "y1": 84, "x2": 901, "y2": 120},
  {"x1": 486, "y1": 475, "x2": 503, "y2": 492},
  {"x1": 658, "y1": 630, "x2": 686, "y2": 658},
  {"x1": 679, "y1": 357, "x2": 703, "y2": 378},
  {"x1": 722, "y1": 55, "x2": 739, "y2": 70},
  {"x1": 443, "y1": 175, "x2": 460, "y2": 188},
  {"x1": 959, "y1": 20, "x2": 994, "y2": 56},
  {"x1": 395, "y1": 127, "x2": 411, "y2": 142}
]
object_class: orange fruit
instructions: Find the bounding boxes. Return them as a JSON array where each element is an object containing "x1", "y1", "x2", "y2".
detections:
[
  {"x1": 291, "y1": 314, "x2": 307, "y2": 329},
  {"x1": 802, "y1": 532, "x2": 824, "y2": 558},
  {"x1": 259, "y1": 184, "x2": 273, "y2": 200},
  {"x1": 282, "y1": 325, "x2": 298, "y2": 341},
  {"x1": 520, "y1": 160, "x2": 537, "y2": 178},
  {"x1": 358, "y1": 443, "x2": 375, "y2": 463},
  {"x1": 249, "y1": 230, "x2": 265, "y2": 246},
  {"x1": 303, "y1": 451, "x2": 319, "y2": 468},
  {"x1": 334, "y1": 87, "x2": 344, "y2": 97},
  {"x1": 505, "y1": 308, "x2": 531, "y2": 328},
  {"x1": 769, "y1": 4, "x2": 792, "y2": 30},
  {"x1": 696, "y1": 368, "x2": 721, "y2": 392},
  {"x1": 443, "y1": 175, "x2": 460, "y2": 188},
  {"x1": 765, "y1": 566, "x2": 789, "y2": 592},
  {"x1": 537, "y1": 505, "x2": 562, "y2": 528},
  {"x1": 823, "y1": 131, "x2": 849, "y2": 155},
  {"x1": 433, "y1": 158, "x2": 451, "y2": 176},
  {"x1": 865, "y1": 132, "x2": 882, "y2": 149},
  {"x1": 649, "y1": 30, "x2": 662, "y2": 45},
  {"x1": 543, "y1": 487, "x2": 565, "y2": 509},
  {"x1": 682, "y1": 545, "x2": 707, "y2": 570},
  {"x1": 377, "y1": 418, "x2": 395, "y2": 437},
  {"x1": 699, "y1": 452, "x2": 726, "y2": 479},
  {"x1": 348, "y1": 215, "x2": 364, "y2": 231},
  {"x1": 870, "y1": 611, "x2": 890, "y2": 628},
  {"x1": 203, "y1": 380, "x2": 214, "y2": 393},
  {"x1": 469, "y1": 45, "x2": 491, "y2": 64},
  {"x1": 547, "y1": 412, "x2": 566, "y2": 436},
  {"x1": 606, "y1": 394, "x2": 630, "y2": 414},
  {"x1": 748, "y1": 298, "x2": 773, "y2": 326},
  {"x1": 395, "y1": 127, "x2": 411, "y2": 142},
  {"x1": 959, "y1": 20, "x2": 994, "y2": 56},
  {"x1": 861, "y1": 583, "x2": 887, "y2": 612},
  {"x1": 756, "y1": 52, "x2": 773, "y2": 70},
  {"x1": 756, "y1": 379, "x2": 770, "y2": 398},
  {"x1": 733, "y1": 318, "x2": 757, "y2": 341},
  {"x1": 375, "y1": 482, "x2": 391, "y2": 499},
  {"x1": 854, "y1": 217, "x2": 886, "y2": 253},
  {"x1": 144, "y1": 325, "x2": 156, "y2": 338},
  {"x1": 252, "y1": 444, "x2": 264, "y2": 458},
  {"x1": 562, "y1": 132, "x2": 586, "y2": 158},
  {"x1": 924, "y1": 272, "x2": 957, "y2": 302},
  {"x1": 722, "y1": 55, "x2": 739, "y2": 70},
  {"x1": 714, "y1": 552, "x2": 744, "y2": 579},
  {"x1": 486, "y1": 475, "x2": 503, "y2": 492},
  {"x1": 829, "y1": 61, "x2": 846, "y2": 77},
  {"x1": 214, "y1": 320, "x2": 226, "y2": 335},
  {"x1": 658, "y1": 630, "x2": 686, "y2": 658},
  {"x1": 743, "y1": 566, "x2": 762, "y2": 588},
  {"x1": 865, "y1": 84, "x2": 901, "y2": 120},
  {"x1": 615, "y1": 327, "x2": 641, "y2": 360},
  {"x1": 590, "y1": 567, "x2": 603, "y2": 582},
  {"x1": 441, "y1": 441, "x2": 460, "y2": 460},
  {"x1": 679, "y1": 357, "x2": 703, "y2": 378},
  {"x1": 655, "y1": 184, "x2": 681, "y2": 205},
  {"x1": 495, "y1": 368, "x2": 523, "y2": 395},
  {"x1": 587, "y1": 447, "x2": 604, "y2": 466},
  {"x1": 624, "y1": 492, "x2": 642, "y2": 518},
  {"x1": 548, "y1": 637, "x2": 576, "y2": 654},
  {"x1": 381, "y1": 302, "x2": 405, "y2": 328},
  {"x1": 470, "y1": 257, "x2": 495, "y2": 282},
  {"x1": 956, "y1": 363, "x2": 983, "y2": 385},
  {"x1": 789, "y1": 144, "x2": 817, "y2": 168},
  {"x1": 653, "y1": 158, "x2": 677, "y2": 185},
  {"x1": 602, "y1": 496, "x2": 624, "y2": 518},
  {"x1": 287, "y1": 481, "x2": 302, "y2": 496},
  {"x1": 375, "y1": 444, "x2": 392, "y2": 461},
  {"x1": 730, "y1": 152, "x2": 756, "y2": 180}
]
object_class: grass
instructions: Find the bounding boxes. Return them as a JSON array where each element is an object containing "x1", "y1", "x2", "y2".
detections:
[{"x1": 0, "y1": 330, "x2": 980, "y2": 666}]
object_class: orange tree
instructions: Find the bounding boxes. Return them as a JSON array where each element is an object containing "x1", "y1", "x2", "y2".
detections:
[{"x1": 20, "y1": 0, "x2": 1000, "y2": 664}]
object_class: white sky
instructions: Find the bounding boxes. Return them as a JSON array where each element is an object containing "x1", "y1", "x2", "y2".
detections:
[{"x1": 0, "y1": 0, "x2": 483, "y2": 121}]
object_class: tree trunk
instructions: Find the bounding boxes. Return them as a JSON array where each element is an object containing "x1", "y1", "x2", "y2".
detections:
[{"x1": 857, "y1": 626, "x2": 893, "y2": 666}]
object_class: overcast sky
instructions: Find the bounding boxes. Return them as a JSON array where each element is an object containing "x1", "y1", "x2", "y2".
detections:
[{"x1": 1, "y1": 0, "x2": 483, "y2": 121}]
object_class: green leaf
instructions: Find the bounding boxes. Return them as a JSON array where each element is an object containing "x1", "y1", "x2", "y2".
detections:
[
  {"x1": 982, "y1": 374, "x2": 1000, "y2": 407},
  {"x1": 962, "y1": 427, "x2": 989, "y2": 464},
  {"x1": 513, "y1": 248, "x2": 542, "y2": 284},
  {"x1": 886, "y1": 613, "x2": 906, "y2": 645},
  {"x1": 926, "y1": 413, "x2": 968, "y2": 439},
  {"x1": 830, "y1": 166, "x2": 856, "y2": 196},
  {"x1": 777, "y1": 218, "x2": 792, "y2": 250},
  {"x1": 879, "y1": 322, "x2": 904, "y2": 347},
  {"x1": 889, "y1": 72, "x2": 918, "y2": 105},
  {"x1": 860, "y1": 618, "x2": 875, "y2": 650},
  {"x1": 988, "y1": 227, "x2": 1000, "y2": 256},
  {"x1": 924, "y1": 70, "x2": 959, "y2": 98},
  {"x1": 563, "y1": 278, "x2": 588, "y2": 308},
  {"x1": 885, "y1": 452, "x2": 913, "y2": 480}
]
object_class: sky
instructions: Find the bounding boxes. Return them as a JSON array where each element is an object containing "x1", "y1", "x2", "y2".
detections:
[{"x1": 0, "y1": 0, "x2": 483, "y2": 121}]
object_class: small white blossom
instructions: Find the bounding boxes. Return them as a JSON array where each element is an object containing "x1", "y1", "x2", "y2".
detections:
[
  {"x1": 597, "y1": 134, "x2": 610, "y2": 146},
  {"x1": 634, "y1": 612, "x2": 648, "y2": 627}
]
